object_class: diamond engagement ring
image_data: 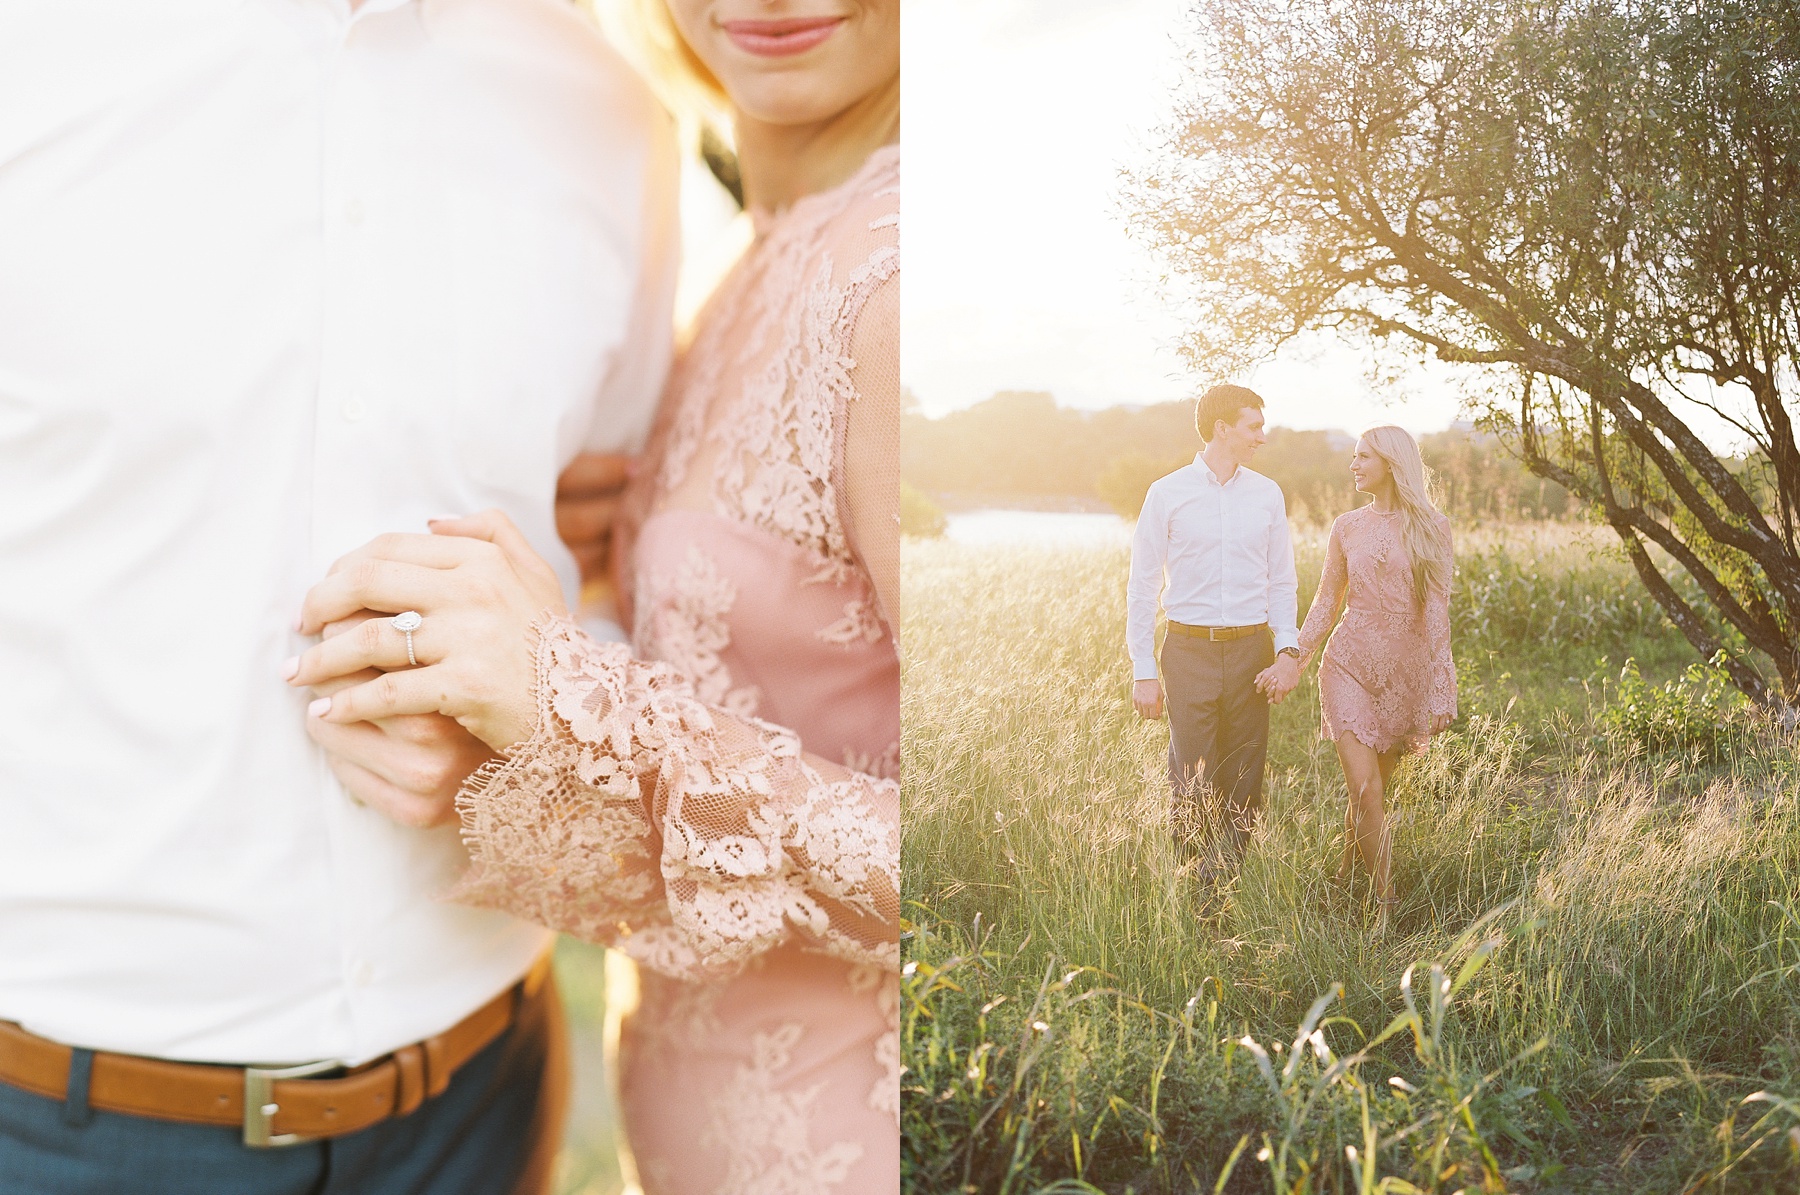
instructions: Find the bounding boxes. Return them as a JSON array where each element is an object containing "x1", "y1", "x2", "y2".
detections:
[{"x1": 392, "y1": 610, "x2": 423, "y2": 666}]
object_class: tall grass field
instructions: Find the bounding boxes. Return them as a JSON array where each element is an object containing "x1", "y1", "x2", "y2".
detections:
[{"x1": 901, "y1": 523, "x2": 1800, "y2": 1193}]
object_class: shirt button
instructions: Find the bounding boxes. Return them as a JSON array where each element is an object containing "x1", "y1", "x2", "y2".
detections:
[
  {"x1": 340, "y1": 396, "x2": 366, "y2": 422},
  {"x1": 344, "y1": 199, "x2": 365, "y2": 227}
]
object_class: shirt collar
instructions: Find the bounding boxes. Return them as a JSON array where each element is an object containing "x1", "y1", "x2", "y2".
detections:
[{"x1": 1195, "y1": 452, "x2": 1243, "y2": 487}]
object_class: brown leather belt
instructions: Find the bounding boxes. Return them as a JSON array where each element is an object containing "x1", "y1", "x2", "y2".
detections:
[
  {"x1": 0, "y1": 951, "x2": 552, "y2": 1148},
  {"x1": 1167, "y1": 621, "x2": 1267, "y2": 641}
]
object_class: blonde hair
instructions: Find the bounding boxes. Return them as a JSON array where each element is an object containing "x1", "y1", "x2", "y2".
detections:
[
  {"x1": 585, "y1": 0, "x2": 732, "y2": 143},
  {"x1": 1361, "y1": 425, "x2": 1452, "y2": 606}
]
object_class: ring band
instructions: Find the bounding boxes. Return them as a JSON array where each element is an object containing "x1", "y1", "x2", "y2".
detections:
[{"x1": 392, "y1": 610, "x2": 422, "y2": 667}]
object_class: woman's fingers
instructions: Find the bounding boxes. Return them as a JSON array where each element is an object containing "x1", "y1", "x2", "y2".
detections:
[
  {"x1": 430, "y1": 509, "x2": 538, "y2": 568},
  {"x1": 300, "y1": 558, "x2": 451, "y2": 633},
  {"x1": 289, "y1": 614, "x2": 432, "y2": 685},
  {"x1": 327, "y1": 532, "x2": 481, "y2": 574},
  {"x1": 311, "y1": 666, "x2": 452, "y2": 724},
  {"x1": 430, "y1": 509, "x2": 564, "y2": 597},
  {"x1": 319, "y1": 749, "x2": 459, "y2": 829}
]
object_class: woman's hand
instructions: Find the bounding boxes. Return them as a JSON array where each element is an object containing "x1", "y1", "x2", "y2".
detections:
[
  {"x1": 288, "y1": 510, "x2": 568, "y2": 753},
  {"x1": 1430, "y1": 711, "x2": 1454, "y2": 735},
  {"x1": 1253, "y1": 653, "x2": 1302, "y2": 703}
]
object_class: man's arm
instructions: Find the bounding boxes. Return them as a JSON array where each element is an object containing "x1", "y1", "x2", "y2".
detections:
[
  {"x1": 1127, "y1": 485, "x2": 1169, "y2": 717},
  {"x1": 556, "y1": 110, "x2": 682, "y2": 588},
  {"x1": 1267, "y1": 484, "x2": 1300, "y2": 653},
  {"x1": 582, "y1": 107, "x2": 681, "y2": 455},
  {"x1": 1256, "y1": 484, "x2": 1304, "y2": 702}
]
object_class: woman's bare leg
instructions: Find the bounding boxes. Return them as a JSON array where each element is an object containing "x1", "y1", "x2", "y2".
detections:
[
  {"x1": 1333, "y1": 735, "x2": 1393, "y2": 904},
  {"x1": 1338, "y1": 799, "x2": 1356, "y2": 882}
]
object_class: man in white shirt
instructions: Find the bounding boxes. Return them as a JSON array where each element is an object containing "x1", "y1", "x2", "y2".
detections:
[
  {"x1": 1127, "y1": 385, "x2": 1303, "y2": 875},
  {"x1": 0, "y1": 1, "x2": 675, "y2": 1190}
]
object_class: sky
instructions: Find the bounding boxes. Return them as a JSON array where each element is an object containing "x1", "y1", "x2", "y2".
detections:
[{"x1": 900, "y1": 0, "x2": 1468, "y2": 434}]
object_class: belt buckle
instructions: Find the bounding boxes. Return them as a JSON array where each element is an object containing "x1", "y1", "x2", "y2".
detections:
[{"x1": 243, "y1": 1058, "x2": 340, "y2": 1148}]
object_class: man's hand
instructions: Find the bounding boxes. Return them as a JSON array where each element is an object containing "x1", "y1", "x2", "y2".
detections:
[
  {"x1": 300, "y1": 615, "x2": 497, "y2": 828},
  {"x1": 1132, "y1": 679, "x2": 1164, "y2": 720},
  {"x1": 555, "y1": 452, "x2": 636, "y2": 585},
  {"x1": 1254, "y1": 653, "x2": 1302, "y2": 704}
]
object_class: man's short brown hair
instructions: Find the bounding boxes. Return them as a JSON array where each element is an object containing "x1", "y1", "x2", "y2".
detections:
[{"x1": 1195, "y1": 384, "x2": 1265, "y2": 443}]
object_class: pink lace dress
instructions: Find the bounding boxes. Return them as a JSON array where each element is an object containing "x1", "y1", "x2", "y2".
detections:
[
  {"x1": 1298, "y1": 506, "x2": 1457, "y2": 754},
  {"x1": 451, "y1": 147, "x2": 900, "y2": 1194}
]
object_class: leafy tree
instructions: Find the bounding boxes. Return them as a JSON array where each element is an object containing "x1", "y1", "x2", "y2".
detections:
[{"x1": 1128, "y1": 0, "x2": 1800, "y2": 708}]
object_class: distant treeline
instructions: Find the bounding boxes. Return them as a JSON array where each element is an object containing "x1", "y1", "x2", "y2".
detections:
[{"x1": 901, "y1": 390, "x2": 1575, "y2": 524}]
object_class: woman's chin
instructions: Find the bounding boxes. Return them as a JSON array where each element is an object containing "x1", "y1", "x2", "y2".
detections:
[{"x1": 726, "y1": 79, "x2": 868, "y2": 130}]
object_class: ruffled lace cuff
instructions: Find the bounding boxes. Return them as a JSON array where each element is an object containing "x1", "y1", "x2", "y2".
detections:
[
  {"x1": 450, "y1": 616, "x2": 900, "y2": 982},
  {"x1": 1429, "y1": 658, "x2": 1459, "y2": 719}
]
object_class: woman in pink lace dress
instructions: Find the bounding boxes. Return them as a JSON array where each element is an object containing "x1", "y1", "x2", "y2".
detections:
[
  {"x1": 1284, "y1": 426, "x2": 1456, "y2": 921},
  {"x1": 287, "y1": 3, "x2": 900, "y2": 1191}
]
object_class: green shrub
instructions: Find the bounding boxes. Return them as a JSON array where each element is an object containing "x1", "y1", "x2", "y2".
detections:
[
  {"x1": 902, "y1": 482, "x2": 949, "y2": 537},
  {"x1": 1597, "y1": 654, "x2": 1746, "y2": 763}
]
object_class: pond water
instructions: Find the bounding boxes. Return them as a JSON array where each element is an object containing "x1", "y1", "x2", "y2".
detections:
[{"x1": 943, "y1": 509, "x2": 1131, "y2": 548}]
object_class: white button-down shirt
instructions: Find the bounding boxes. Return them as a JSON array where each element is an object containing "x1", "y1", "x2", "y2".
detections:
[
  {"x1": 0, "y1": 0, "x2": 677, "y2": 1065},
  {"x1": 1126, "y1": 456, "x2": 1301, "y2": 681}
]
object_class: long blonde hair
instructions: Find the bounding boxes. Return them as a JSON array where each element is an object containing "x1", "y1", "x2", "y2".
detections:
[
  {"x1": 586, "y1": 0, "x2": 732, "y2": 143},
  {"x1": 1361, "y1": 425, "x2": 1452, "y2": 607}
]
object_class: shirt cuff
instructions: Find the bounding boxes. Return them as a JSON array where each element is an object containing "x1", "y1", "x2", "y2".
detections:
[
  {"x1": 1271, "y1": 627, "x2": 1300, "y2": 654},
  {"x1": 1131, "y1": 657, "x2": 1160, "y2": 682}
]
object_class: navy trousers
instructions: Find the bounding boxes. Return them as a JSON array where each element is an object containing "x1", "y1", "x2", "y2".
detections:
[{"x1": 0, "y1": 983, "x2": 557, "y2": 1195}]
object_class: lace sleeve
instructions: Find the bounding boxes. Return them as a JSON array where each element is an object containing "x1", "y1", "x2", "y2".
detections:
[
  {"x1": 450, "y1": 618, "x2": 900, "y2": 982},
  {"x1": 1428, "y1": 517, "x2": 1457, "y2": 718},
  {"x1": 1298, "y1": 518, "x2": 1348, "y2": 666}
]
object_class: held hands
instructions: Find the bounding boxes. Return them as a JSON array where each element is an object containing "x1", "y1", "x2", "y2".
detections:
[
  {"x1": 1253, "y1": 653, "x2": 1302, "y2": 704},
  {"x1": 1132, "y1": 679, "x2": 1164, "y2": 720},
  {"x1": 286, "y1": 510, "x2": 567, "y2": 756}
]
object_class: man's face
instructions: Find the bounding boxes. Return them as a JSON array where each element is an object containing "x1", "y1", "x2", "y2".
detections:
[{"x1": 1213, "y1": 406, "x2": 1267, "y2": 461}]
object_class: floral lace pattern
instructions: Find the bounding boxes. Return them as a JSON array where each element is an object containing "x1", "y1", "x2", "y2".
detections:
[
  {"x1": 841, "y1": 740, "x2": 900, "y2": 783},
  {"x1": 452, "y1": 618, "x2": 899, "y2": 983},
  {"x1": 637, "y1": 545, "x2": 763, "y2": 720},
  {"x1": 849, "y1": 963, "x2": 901, "y2": 1122},
  {"x1": 651, "y1": 150, "x2": 900, "y2": 582},
  {"x1": 1298, "y1": 506, "x2": 1457, "y2": 753},
  {"x1": 818, "y1": 596, "x2": 887, "y2": 647},
  {"x1": 701, "y1": 1021, "x2": 865, "y2": 1194},
  {"x1": 467, "y1": 147, "x2": 900, "y2": 1195}
]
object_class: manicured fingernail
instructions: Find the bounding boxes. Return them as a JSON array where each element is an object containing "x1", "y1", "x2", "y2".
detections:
[
  {"x1": 307, "y1": 697, "x2": 332, "y2": 718},
  {"x1": 427, "y1": 514, "x2": 461, "y2": 526},
  {"x1": 280, "y1": 656, "x2": 299, "y2": 681}
]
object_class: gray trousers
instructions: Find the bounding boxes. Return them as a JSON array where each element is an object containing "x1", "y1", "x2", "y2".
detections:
[{"x1": 1161, "y1": 628, "x2": 1274, "y2": 860}]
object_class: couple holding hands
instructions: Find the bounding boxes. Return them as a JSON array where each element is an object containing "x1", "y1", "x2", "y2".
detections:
[
  {"x1": 0, "y1": 1, "x2": 897, "y2": 1193},
  {"x1": 1128, "y1": 385, "x2": 1459, "y2": 921}
]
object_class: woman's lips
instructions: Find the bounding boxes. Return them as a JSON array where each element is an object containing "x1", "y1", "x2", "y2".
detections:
[{"x1": 721, "y1": 16, "x2": 845, "y2": 57}]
